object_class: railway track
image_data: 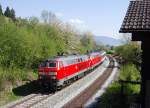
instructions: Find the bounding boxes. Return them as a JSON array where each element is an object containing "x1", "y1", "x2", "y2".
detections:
[
  {"x1": 63, "y1": 56, "x2": 115, "y2": 108},
  {"x1": 2, "y1": 93, "x2": 51, "y2": 108},
  {"x1": 1, "y1": 56, "x2": 116, "y2": 108}
]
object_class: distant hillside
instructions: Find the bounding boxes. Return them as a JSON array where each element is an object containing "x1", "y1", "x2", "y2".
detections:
[{"x1": 94, "y1": 36, "x2": 123, "y2": 46}]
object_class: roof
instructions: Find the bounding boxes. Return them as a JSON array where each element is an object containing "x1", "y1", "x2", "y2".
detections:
[
  {"x1": 120, "y1": 0, "x2": 150, "y2": 33},
  {"x1": 48, "y1": 55, "x2": 88, "y2": 62},
  {"x1": 46, "y1": 51, "x2": 106, "y2": 62}
]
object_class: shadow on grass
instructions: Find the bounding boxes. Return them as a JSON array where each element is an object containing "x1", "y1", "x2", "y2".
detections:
[{"x1": 12, "y1": 80, "x2": 51, "y2": 96}]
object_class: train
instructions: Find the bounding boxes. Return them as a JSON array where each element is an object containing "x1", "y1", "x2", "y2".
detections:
[{"x1": 38, "y1": 51, "x2": 106, "y2": 91}]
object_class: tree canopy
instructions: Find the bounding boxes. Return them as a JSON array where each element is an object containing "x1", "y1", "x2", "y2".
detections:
[
  {"x1": 10, "y1": 8, "x2": 16, "y2": 21},
  {"x1": 0, "y1": 5, "x2": 97, "y2": 93},
  {"x1": 115, "y1": 42, "x2": 141, "y2": 66},
  {"x1": 4, "y1": 7, "x2": 11, "y2": 17},
  {"x1": 4, "y1": 6, "x2": 16, "y2": 21},
  {"x1": 0, "y1": 10, "x2": 96, "y2": 68}
]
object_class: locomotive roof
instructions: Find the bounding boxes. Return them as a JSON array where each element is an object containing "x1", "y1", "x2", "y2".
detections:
[
  {"x1": 47, "y1": 51, "x2": 106, "y2": 62},
  {"x1": 89, "y1": 51, "x2": 105, "y2": 55},
  {"x1": 47, "y1": 54, "x2": 88, "y2": 61}
]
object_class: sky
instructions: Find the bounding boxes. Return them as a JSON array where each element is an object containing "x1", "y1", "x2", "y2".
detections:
[{"x1": 0, "y1": 0, "x2": 130, "y2": 39}]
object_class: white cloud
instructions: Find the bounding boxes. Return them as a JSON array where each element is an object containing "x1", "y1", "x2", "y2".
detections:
[
  {"x1": 55, "y1": 12, "x2": 64, "y2": 17},
  {"x1": 68, "y1": 18, "x2": 90, "y2": 32},
  {"x1": 69, "y1": 18, "x2": 85, "y2": 24}
]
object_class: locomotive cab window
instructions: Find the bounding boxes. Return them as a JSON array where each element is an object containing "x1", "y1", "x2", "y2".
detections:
[
  {"x1": 59, "y1": 61, "x2": 63, "y2": 67},
  {"x1": 40, "y1": 62, "x2": 47, "y2": 67},
  {"x1": 49, "y1": 62, "x2": 56, "y2": 67}
]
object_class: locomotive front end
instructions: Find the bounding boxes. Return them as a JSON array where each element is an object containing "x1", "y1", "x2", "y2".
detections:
[{"x1": 38, "y1": 60, "x2": 58, "y2": 89}]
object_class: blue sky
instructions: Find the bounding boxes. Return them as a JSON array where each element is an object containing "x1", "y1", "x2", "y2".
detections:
[{"x1": 0, "y1": 0, "x2": 130, "y2": 39}]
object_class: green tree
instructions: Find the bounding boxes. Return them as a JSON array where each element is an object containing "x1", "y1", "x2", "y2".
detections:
[
  {"x1": 0, "y1": 4, "x2": 3, "y2": 15},
  {"x1": 80, "y1": 31, "x2": 96, "y2": 51},
  {"x1": 115, "y1": 42, "x2": 141, "y2": 66},
  {"x1": 4, "y1": 6, "x2": 11, "y2": 17},
  {"x1": 4, "y1": 7, "x2": 16, "y2": 21},
  {"x1": 41, "y1": 10, "x2": 49, "y2": 23},
  {"x1": 10, "y1": 8, "x2": 16, "y2": 21}
]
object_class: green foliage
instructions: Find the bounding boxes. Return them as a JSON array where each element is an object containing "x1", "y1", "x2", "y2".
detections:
[
  {"x1": 4, "y1": 7, "x2": 16, "y2": 21},
  {"x1": 80, "y1": 31, "x2": 96, "y2": 52},
  {"x1": 41, "y1": 10, "x2": 49, "y2": 23},
  {"x1": 106, "y1": 50, "x2": 115, "y2": 54},
  {"x1": 10, "y1": 8, "x2": 16, "y2": 21},
  {"x1": 4, "y1": 7, "x2": 11, "y2": 18}
]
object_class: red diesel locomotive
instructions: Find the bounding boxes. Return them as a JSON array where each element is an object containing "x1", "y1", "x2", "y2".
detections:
[{"x1": 38, "y1": 51, "x2": 106, "y2": 90}]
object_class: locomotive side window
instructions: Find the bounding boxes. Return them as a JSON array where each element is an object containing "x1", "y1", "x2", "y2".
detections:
[
  {"x1": 59, "y1": 61, "x2": 63, "y2": 67},
  {"x1": 49, "y1": 62, "x2": 56, "y2": 67},
  {"x1": 78, "y1": 58, "x2": 80, "y2": 62}
]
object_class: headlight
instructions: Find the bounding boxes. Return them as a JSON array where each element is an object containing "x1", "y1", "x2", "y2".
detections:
[
  {"x1": 39, "y1": 72, "x2": 46, "y2": 75},
  {"x1": 48, "y1": 72, "x2": 57, "y2": 75},
  {"x1": 51, "y1": 76, "x2": 56, "y2": 79}
]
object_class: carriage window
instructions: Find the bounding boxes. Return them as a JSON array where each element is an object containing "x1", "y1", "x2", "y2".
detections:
[{"x1": 49, "y1": 62, "x2": 56, "y2": 67}]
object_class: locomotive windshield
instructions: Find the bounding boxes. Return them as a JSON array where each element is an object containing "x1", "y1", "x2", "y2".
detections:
[
  {"x1": 40, "y1": 60, "x2": 56, "y2": 67},
  {"x1": 49, "y1": 62, "x2": 56, "y2": 67},
  {"x1": 40, "y1": 61, "x2": 47, "y2": 67}
]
